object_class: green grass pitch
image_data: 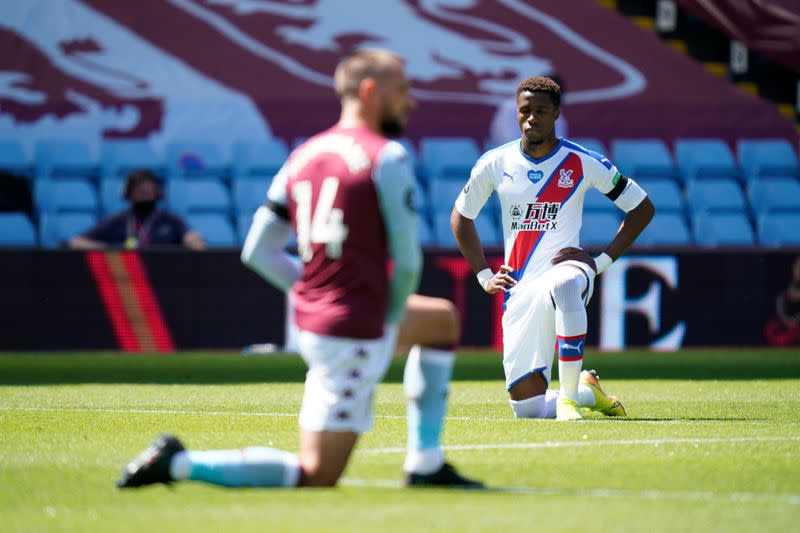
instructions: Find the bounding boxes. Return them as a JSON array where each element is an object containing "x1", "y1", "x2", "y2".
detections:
[{"x1": 2, "y1": 350, "x2": 800, "y2": 532}]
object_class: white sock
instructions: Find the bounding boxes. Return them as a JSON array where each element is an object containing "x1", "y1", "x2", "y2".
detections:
[
  {"x1": 509, "y1": 390, "x2": 559, "y2": 418},
  {"x1": 578, "y1": 383, "x2": 596, "y2": 407}
]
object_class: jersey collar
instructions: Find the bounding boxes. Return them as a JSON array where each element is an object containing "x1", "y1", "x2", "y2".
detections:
[{"x1": 517, "y1": 137, "x2": 564, "y2": 165}]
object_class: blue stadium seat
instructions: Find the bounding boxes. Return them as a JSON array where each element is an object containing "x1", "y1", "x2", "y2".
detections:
[
  {"x1": 100, "y1": 140, "x2": 162, "y2": 178},
  {"x1": 185, "y1": 213, "x2": 236, "y2": 247},
  {"x1": 0, "y1": 139, "x2": 30, "y2": 177},
  {"x1": 0, "y1": 212, "x2": 37, "y2": 247},
  {"x1": 433, "y1": 211, "x2": 500, "y2": 248},
  {"x1": 237, "y1": 209, "x2": 297, "y2": 249},
  {"x1": 692, "y1": 212, "x2": 754, "y2": 246},
  {"x1": 640, "y1": 178, "x2": 684, "y2": 212},
  {"x1": 232, "y1": 175, "x2": 270, "y2": 215},
  {"x1": 34, "y1": 139, "x2": 96, "y2": 178},
  {"x1": 166, "y1": 178, "x2": 231, "y2": 215},
  {"x1": 418, "y1": 217, "x2": 435, "y2": 247},
  {"x1": 580, "y1": 212, "x2": 621, "y2": 247},
  {"x1": 758, "y1": 213, "x2": 800, "y2": 247},
  {"x1": 165, "y1": 141, "x2": 226, "y2": 178},
  {"x1": 34, "y1": 178, "x2": 98, "y2": 214},
  {"x1": 231, "y1": 139, "x2": 289, "y2": 177},
  {"x1": 635, "y1": 212, "x2": 692, "y2": 247},
  {"x1": 675, "y1": 138, "x2": 739, "y2": 183},
  {"x1": 685, "y1": 178, "x2": 746, "y2": 214},
  {"x1": 99, "y1": 177, "x2": 127, "y2": 215},
  {"x1": 737, "y1": 138, "x2": 799, "y2": 182},
  {"x1": 611, "y1": 139, "x2": 676, "y2": 180},
  {"x1": 747, "y1": 178, "x2": 800, "y2": 214},
  {"x1": 419, "y1": 137, "x2": 480, "y2": 182},
  {"x1": 570, "y1": 138, "x2": 607, "y2": 157},
  {"x1": 427, "y1": 179, "x2": 467, "y2": 213},
  {"x1": 583, "y1": 188, "x2": 617, "y2": 213},
  {"x1": 39, "y1": 212, "x2": 97, "y2": 248}
]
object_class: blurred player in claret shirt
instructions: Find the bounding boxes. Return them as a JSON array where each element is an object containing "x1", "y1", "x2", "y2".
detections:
[
  {"x1": 117, "y1": 49, "x2": 482, "y2": 490},
  {"x1": 452, "y1": 76, "x2": 654, "y2": 421}
]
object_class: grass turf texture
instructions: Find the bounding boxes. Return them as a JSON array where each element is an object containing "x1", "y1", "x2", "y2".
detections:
[{"x1": 1, "y1": 350, "x2": 799, "y2": 532}]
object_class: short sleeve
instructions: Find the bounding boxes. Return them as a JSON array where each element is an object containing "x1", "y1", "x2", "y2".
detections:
[
  {"x1": 266, "y1": 163, "x2": 290, "y2": 206},
  {"x1": 586, "y1": 154, "x2": 622, "y2": 195},
  {"x1": 455, "y1": 155, "x2": 496, "y2": 219}
]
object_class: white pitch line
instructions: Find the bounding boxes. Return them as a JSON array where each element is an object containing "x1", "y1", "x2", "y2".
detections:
[
  {"x1": 359, "y1": 435, "x2": 800, "y2": 455},
  {"x1": 340, "y1": 478, "x2": 800, "y2": 505},
  {"x1": 1, "y1": 406, "x2": 798, "y2": 427}
]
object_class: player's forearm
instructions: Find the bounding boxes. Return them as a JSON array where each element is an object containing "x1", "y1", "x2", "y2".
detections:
[
  {"x1": 450, "y1": 209, "x2": 490, "y2": 274},
  {"x1": 603, "y1": 196, "x2": 655, "y2": 260}
]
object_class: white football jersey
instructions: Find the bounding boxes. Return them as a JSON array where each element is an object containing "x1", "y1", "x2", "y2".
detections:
[{"x1": 455, "y1": 138, "x2": 642, "y2": 286}]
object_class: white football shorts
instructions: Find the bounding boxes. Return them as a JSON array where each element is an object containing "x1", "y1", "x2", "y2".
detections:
[
  {"x1": 501, "y1": 260, "x2": 595, "y2": 390},
  {"x1": 297, "y1": 326, "x2": 398, "y2": 433}
]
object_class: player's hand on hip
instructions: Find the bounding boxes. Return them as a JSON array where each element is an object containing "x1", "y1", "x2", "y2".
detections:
[
  {"x1": 551, "y1": 247, "x2": 597, "y2": 272},
  {"x1": 484, "y1": 265, "x2": 516, "y2": 294}
]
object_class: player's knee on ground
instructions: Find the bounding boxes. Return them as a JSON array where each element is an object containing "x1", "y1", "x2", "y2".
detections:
[
  {"x1": 550, "y1": 269, "x2": 586, "y2": 312},
  {"x1": 298, "y1": 455, "x2": 343, "y2": 487}
]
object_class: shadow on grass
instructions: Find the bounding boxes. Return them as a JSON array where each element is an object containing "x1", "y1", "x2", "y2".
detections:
[{"x1": 0, "y1": 349, "x2": 798, "y2": 385}]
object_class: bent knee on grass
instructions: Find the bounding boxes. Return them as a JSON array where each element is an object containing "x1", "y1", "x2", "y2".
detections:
[{"x1": 399, "y1": 295, "x2": 460, "y2": 348}]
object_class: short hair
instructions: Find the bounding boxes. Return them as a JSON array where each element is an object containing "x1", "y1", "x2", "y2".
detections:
[
  {"x1": 123, "y1": 169, "x2": 162, "y2": 199},
  {"x1": 516, "y1": 76, "x2": 561, "y2": 107},
  {"x1": 334, "y1": 49, "x2": 403, "y2": 99}
]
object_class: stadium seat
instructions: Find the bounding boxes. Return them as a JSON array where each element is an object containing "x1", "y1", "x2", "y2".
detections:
[
  {"x1": 583, "y1": 188, "x2": 617, "y2": 213},
  {"x1": 34, "y1": 139, "x2": 97, "y2": 178},
  {"x1": 165, "y1": 141, "x2": 226, "y2": 178},
  {"x1": 692, "y1": 212, "x2": 754, "y2": 246},
  {"x1": 635, "y1": 212, "x2": 692, "y2": 247},
  {"x1": 185, "y1": 213, "x2": 236, "y2": 247},
  {"x1": 433, "y1": 211, "x2": 500, "y2": 248},
  {"x1": 39, "y1": 212, "x2": 97, "y2": 248},
  {"x1": 418, "y1": 216, "x2": 435, "y2": 247},
  {"x1": 758, "y1": 213, "x2": 800, "y2": 247},
  {"x1": 99, "y1": 177, "x2": 127, "y2": 215},
  {"x1": 747, "y1": 177, "x2": 800, "y2": 214},
  {"x1": 231, "y1": 139, "x2": 289, "y2": 177},
  {"x1": 580, "y1": 212, "x2": 621, "y2": 247},
  {"x1": 232, "y1": 175, "x2": 271, "y2": 215},
  {"x1": 675, "y1": 138, "x2": 739, "y2": 183},
  {"x1": 0, "y1": 139, "x2": 30, "y2": 176},
  {"x1": 419, "y1": 137, "x2": 480, "y2": 182},
  {"x1": 639, "y1": 178, "x2": 684, "y2": 213},
  {"x1": 237, "y1": 212, "x2": 254, "y2": 244},
  {"x1": 737, "y1": 138, "x2": 800, "y2": 182},
  {"x1": 570, "y1": 138, "x2": 607, "y2": 157},
  {"x1": 166, "y1": 178, "x2": 231, "y2": 215},
  {"x1": 34, "y1": 178, "x2": 98, "y2": 214},
  {"x1": 100, "y1": 139, "x2": 162, "y2": 178},
  {"x1": 685, "y1": 178, "x2": 746, "y2": 214},
  {"x1": 427, "y1": 178, "x2": 467, "y2": 213},
  {"x1": 611, "y1": 139, "x2": 676, "y2": 180},
  {"x1": 0, "y1": 212, "x2": 37, "y2": 247}
]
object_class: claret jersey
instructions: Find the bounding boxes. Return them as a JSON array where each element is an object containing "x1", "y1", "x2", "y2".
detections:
[{"x1": 455, "y1": 138, "x2": 645, "y2": 286}]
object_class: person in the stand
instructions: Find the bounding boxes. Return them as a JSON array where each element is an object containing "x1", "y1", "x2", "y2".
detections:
[
  {"x1": 765, "y1": 256, "x2": 800, "y2": 346},
  {"x1": 69, "y1": 169, "x2": 205, "y2": 250}
]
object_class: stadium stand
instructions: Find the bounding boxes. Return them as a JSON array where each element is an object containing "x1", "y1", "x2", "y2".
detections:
[
  {"x1": 758, "y1": 213, "x2": 800, "y2": 247},
  {"x1": 100, "y1": 140, "x2": 162, "y2": 179},
  {"x1": 34, "y1": 178, "x2": 98, "y2": 214},
  {"x1": 185, "y1": 213, "x2": 236, "y2": 247},
  {"x1": 231, "y1": 140, "x2": 288, "y2": 177},
  {"x1": 0, "y1": 212, "x2": 37, "y2": 246},
  {"x1": 737, "y1": 139, "x2": 800, "y2": 183},
  {"x1": 675, "y1": 138, "x2": 739, "y2": 183},
  {"x1": 0, "y1": 139, "x2": 30, "y2": 177},
  {"x1": 98, "y1": 177, "x2": 127, "y2": 215},
  {"x1": 232, "y1": 176, "x2": 271, "y2": 216},
  {"x1": 433, "y1": 210, "x2": 501, "y2": 249},
  {"x1": 39, "y1": 212, "x2": 97, "y2": 248},
  {"x1": 166, "y1": 178, "x2": 231, "y2": 216},
  {"x1": 639, "y1": 178, "x2": 684, "y2": 213},
  {"x1": 34, "y1": 139, "x2": 96, "y2": 178},
  {"x1": 635, "y1": 212, "x2": 693, "y2": 247},
  {"x1": 570, "y1": 138, "x2": 607, "y2": 156},
  {"x1": 165, "y1": 141, "x2": 226, "y2": 178},
  {"x1": 692, "y1": 211, "x2": 755, "y2": 246},
  {"x1": 685, "y1": 178, "x2": 747, "y2": 214},
  {"x1": 583, "y1": 188, "x2": 618, "y2": 213},
  {"x1": 580, "y1": 211, "x2": 622, "y2": 247},
  {"x1": 419, "y1": 137, "x2": 480, "y2": 182},
  {"x1": 612, "y1": 139, "x2": 676, "y2": 180},
  {"x1": 747, "y1": 178, "x2": 800, "y2": 214}
]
